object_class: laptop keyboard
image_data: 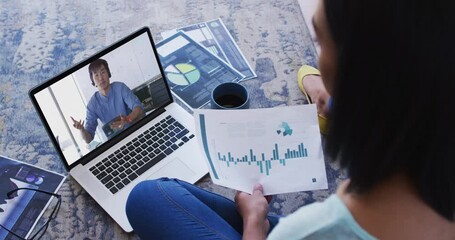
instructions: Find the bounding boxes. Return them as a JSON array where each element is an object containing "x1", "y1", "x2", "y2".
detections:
[{"x1": 89, "y1": 115, "x2": 195, "y2": 194}]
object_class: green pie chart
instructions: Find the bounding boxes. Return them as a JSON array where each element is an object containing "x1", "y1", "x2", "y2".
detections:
[{"x1": 165, "y1": 63, "x2": 201, "y2": 86}]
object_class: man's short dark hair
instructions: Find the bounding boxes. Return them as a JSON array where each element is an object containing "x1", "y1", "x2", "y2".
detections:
[
  {"x1": 323, "y1": 0, "x2": 455, "y2": 221},
  {"x1": 88, "y1": 58, "x2": 112, "y2": 86}
]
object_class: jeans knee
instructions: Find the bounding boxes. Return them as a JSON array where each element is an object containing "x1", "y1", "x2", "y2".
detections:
[{"x1": 126, "y1": 178, "x2": 168, "y2": 216}]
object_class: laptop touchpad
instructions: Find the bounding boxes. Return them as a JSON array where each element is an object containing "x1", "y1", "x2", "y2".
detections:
[{"x1": 147, "y1": 158, "x2": 195, "y2": 180}]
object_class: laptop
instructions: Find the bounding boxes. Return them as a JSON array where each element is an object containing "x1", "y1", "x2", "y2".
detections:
[{"x1": 29, "y1": 27, "x2": 208, "y2": 232}]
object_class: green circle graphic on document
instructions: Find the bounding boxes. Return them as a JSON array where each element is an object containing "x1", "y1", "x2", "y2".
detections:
[{"x1": 165, "y1": 63, "x2": 201, "y2": 86}]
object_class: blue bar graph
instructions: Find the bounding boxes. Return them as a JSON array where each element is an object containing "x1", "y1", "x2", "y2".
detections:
[{"x1": 217, "y1": 142, "x2": 309, "y2": 175}]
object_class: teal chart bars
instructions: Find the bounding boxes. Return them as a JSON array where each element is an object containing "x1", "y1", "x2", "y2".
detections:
[
  {"x1": 217, "y1": 143, "x2": 309, "y2": 176},
  {"x1": 194, "y1": 105, "x2": 328, "y2": 195}
]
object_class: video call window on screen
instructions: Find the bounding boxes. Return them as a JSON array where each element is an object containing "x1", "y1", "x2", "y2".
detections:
[{"x1": 34, "y1": 32, "x2": 169, "y2": 166}]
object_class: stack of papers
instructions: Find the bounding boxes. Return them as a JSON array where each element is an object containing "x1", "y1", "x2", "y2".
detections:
[{"x1": 157, "y1": 19, "x2": 256, "y2": 110}]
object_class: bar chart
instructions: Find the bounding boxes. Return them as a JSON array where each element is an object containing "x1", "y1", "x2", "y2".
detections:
[
  {"x1": 217, "y1": 143, "x2": 309, "y2": 175},
  {"x1": 194, "y1": 105, "x2": 328, "y2": 195}
]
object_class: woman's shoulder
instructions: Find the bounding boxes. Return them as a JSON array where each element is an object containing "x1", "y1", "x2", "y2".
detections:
[{"x1": 267, "y1": 194, "x2": 377, "y2": 240}]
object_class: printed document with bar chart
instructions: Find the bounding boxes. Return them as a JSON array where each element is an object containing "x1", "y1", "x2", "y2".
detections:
[{"x1": 194, "y1": 105, "x2": 328, "y2": 195}]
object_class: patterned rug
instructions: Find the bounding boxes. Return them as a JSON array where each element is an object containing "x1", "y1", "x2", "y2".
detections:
[{"x1": 0, "y1": 0, "x2": 346, "y2": 238}]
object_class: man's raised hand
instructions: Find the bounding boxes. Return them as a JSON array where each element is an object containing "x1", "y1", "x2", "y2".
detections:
[{"x1": 70, "y1": 116, "x2": 84, "y2": 130}]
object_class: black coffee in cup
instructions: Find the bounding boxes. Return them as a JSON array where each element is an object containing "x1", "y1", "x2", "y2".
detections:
[
  {"x1": 211, "y1": 82, "x2": 249, "y2": 109},
  {"x1": 215, "y1": 94, "x2": 245, "y2": 108}
]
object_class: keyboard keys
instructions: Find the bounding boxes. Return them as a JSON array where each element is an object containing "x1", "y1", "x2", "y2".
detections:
[
  {"x1": 96, "y1": 172, "x2": 107, "y2": 180},
  {"x1": 89, "y1": 116, "x2": 192, "y2": 194},
  {"x1": 112, "y1": 177, "x2": 120, "y2": 183},
  {"x1": 101, "y1": 175, "x2": 112, "y2": 184},
  {"x1": 116, "y1": 182, "x2": 124, "y2": 190},
  {"x1": 175, "y1": 122, "x2": 184, "y2": 129},
  {"x1": 139, "y1": 150, "x2": 147, "y2": 157},
  {"x1": 106, "y1": 181, "x2": 114, "y2": 189},
  {"x1": 136, "y1": 153, "x2": 166, "y2": 175},
  {"x1": 92, "y1": 169, "x2": 100, "y2": 176},
  {"x1": 176, "y1": 129, "x2": 189, "y2": 139},
  {"x1": 121, "y1": 149, "x2": 129, "y2": 156},
  {"x1": 129, "y1": 172, "x2": 139, "y2": 181},
  {"x1": 164, "y1": 148, "x2": 173, "y2": 155},
  {"x1": 110, "y1": 187, "x2": 119, "y2": 194},
  {"x1": 122, "y1": 178, "x2": 130, "y2": 185}
]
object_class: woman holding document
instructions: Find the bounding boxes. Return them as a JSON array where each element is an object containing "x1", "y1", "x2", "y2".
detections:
[{"x1": 126, "y1": 0, "x2": 455, "y2": 239}]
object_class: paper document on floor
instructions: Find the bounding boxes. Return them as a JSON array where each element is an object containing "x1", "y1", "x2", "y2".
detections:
[
  {"x1": 156, "y1": 31, "x2": 245, "y2": 111},
  {"x1": 161, "y1": 18, "x2": 256, "y2": 80},
  {"x1": 0, "y1": 155, "x2": 65, "y2": 240}
]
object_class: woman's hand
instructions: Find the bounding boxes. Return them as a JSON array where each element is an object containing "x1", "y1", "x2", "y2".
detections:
[{"x1": 235, "y1": 184, "x2": 270, "y2": 240}]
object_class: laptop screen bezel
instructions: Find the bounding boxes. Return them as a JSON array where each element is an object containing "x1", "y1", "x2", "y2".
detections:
[{"x1": 28, "y1": 27, "x2": 173, "y2": 171}]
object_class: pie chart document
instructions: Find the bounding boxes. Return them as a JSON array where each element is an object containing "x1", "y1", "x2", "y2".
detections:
[
  {"x1": 165, "y1": 63, "x2": 201, "y2": 86},
  {"x1": 161, "y1": 18, "x2": 257, "y2": 80},
  {"x1": 157, "y1": 31, "x2": 245, "y2": 110}
]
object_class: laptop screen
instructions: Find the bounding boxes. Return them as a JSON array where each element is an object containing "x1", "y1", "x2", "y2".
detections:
[{"x1": 29, "y1": 28, "x2": 172, "y2": 170}]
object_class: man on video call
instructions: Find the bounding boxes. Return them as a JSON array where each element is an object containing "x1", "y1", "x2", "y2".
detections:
[{"x1": 71, "y1": 58, "x2": 144, "y2": 144}]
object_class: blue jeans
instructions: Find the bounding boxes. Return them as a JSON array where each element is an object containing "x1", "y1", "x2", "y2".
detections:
[{"x1": 126, "y1": 178, "x2": 280, "y2": 239}]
